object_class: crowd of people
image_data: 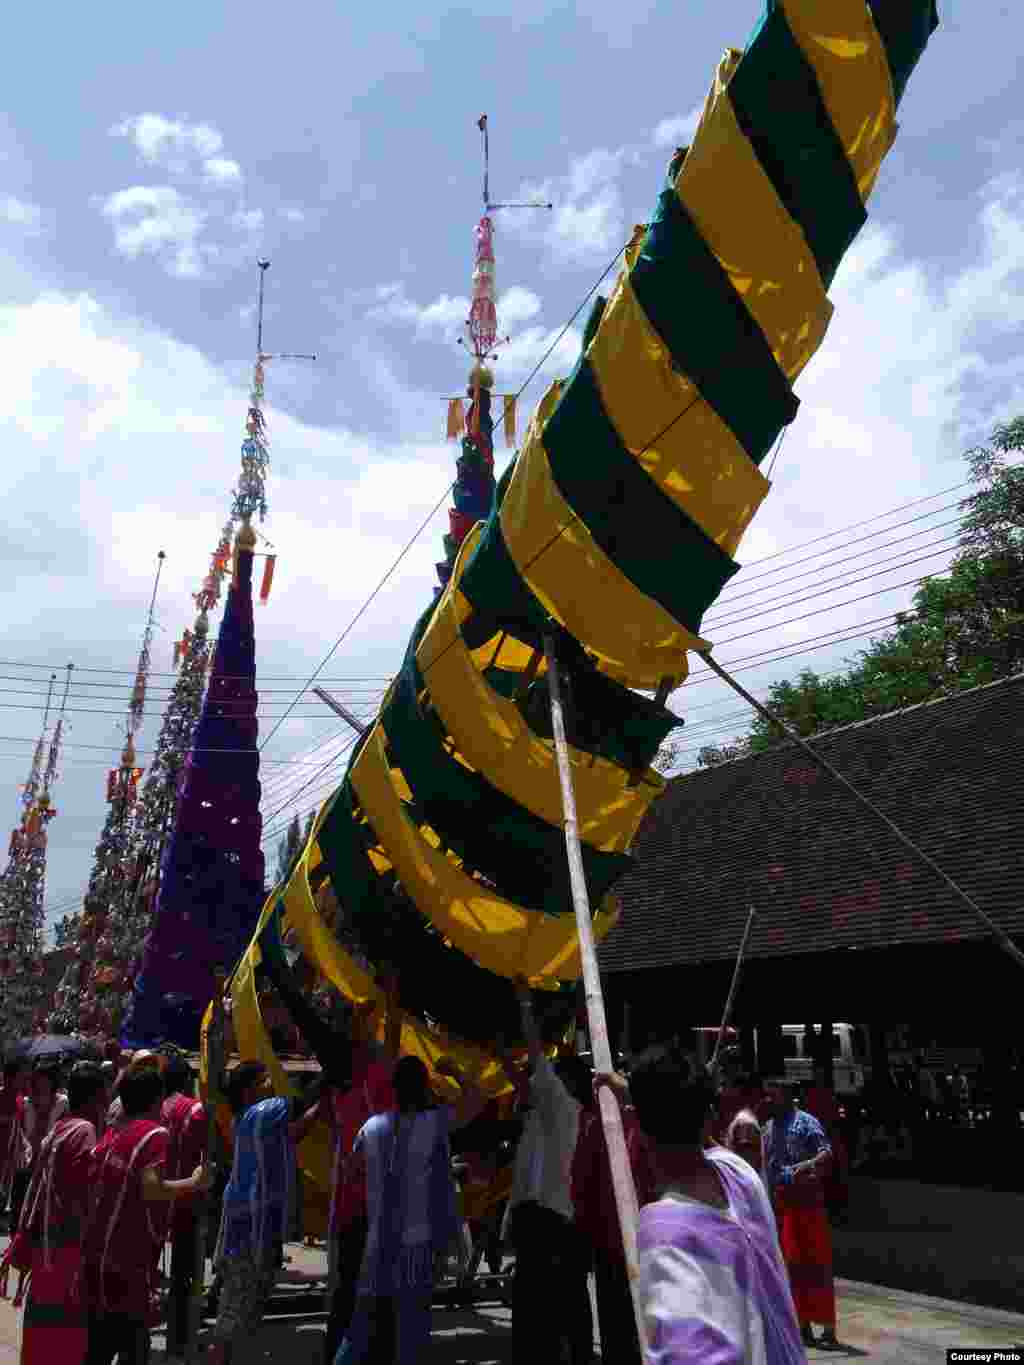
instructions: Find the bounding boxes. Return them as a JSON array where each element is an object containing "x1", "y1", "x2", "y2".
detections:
[
  {"x1": 0, "y1": 1045, "x2": 209, "y2": 1365},
  {"x1": 0, "y1": 981, "x2": 849, "y2": 1364}
]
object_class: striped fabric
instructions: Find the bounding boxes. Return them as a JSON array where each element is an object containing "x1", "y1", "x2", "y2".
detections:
[{"x1": 205, "y1": 1, "x2": 939, "y2": 1206}]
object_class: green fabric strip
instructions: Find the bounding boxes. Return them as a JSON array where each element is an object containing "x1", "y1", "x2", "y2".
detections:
[
  {"x1": 867, "y1": 0, "x2": 940, "y2": 105},
  {"x1": 316, "y1": 778, "x2": 565, "y2": 1045},
  {"x1": 387, "y1": 622, "x2": 631, "y2": 917},
  {"x1": 630, "y1": 186, "x2": 799, "y2": 464},
  {"x1": 728, "y1": 5, "x2": 866, "y2": 288},
  {"x1": 459, "y1": 460, "x2": 552, "y2": 652},
  {"x1": 450, "y1": 535, "x2": 682, "y2": 771},
  {"x1": 544, "y1": 357, "x2": 740, "y2": 633}
]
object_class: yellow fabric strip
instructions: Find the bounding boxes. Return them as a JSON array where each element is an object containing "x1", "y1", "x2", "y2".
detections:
[
  {"x1": 349, "y1": 722, "x2": 620, "y2": 987},
  {"x1": 587, "y1": 270, "x2": 771, "y2": 557},
  {"x1": 777, "y1": 0, "x2": 897, "y2": 201},
  {"x1": 417, "y1": 525, "x2": 663, "y2": 847},
  {"x1": 484, "y1": 396, "x2": 705, "y2": 689},
  {"x1": 676, "y1": 51, "x2": 834, "y2": 385},
  {"x1": 278, "y1": 814, "x2": 512, "y2": 1096},
  {"x1": 226, "y1": 897, "x2": 334, "y2": 1204}
]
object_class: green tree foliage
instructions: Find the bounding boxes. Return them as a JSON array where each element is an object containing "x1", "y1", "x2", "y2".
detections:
[
  {"x1": 697, "y1": 422, "x2": 1024, "y2": 764},
  {"x1": 276, "y1": 813, "x2": 304, "y2": 884}
]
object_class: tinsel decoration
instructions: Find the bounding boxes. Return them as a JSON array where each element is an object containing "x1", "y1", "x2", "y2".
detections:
[
  {"x1": 232, "y1": 357, "x2": 270, "y2": 525},
  {"x1": 195, "y1": 522, "x2": 235, "y2": 615},
  {"x1": 467, "y1": 215, "x2": 498, "y2": 357},
  {"x1": 436, "y1": 181, "x2": 511, "y2": 589},
  {"x1": 0, "y1": 670, "x2": 70, "y2": 1045},
  {"x1": 51, "y1": 609, "x2": 215, "y2": 1037}
]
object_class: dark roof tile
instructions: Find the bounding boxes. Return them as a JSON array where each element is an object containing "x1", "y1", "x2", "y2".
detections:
[{"x1": 599, "y1": 676, "x2": 1024, "y2": 972}]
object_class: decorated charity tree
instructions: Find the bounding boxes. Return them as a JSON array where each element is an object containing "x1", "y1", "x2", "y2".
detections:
[
  {"x1": 0, "y1": 673, "x2": 70, "y2": 1045},
  {"x1": 124, "y1": 263, "x2": 301, "y2": 1047},
  {"x1": 50, "y1": 540, "x2": 233, "y2": 1037},
  {"x1": 50, "y1": 734, "x2": 146, "y2": 1038}
]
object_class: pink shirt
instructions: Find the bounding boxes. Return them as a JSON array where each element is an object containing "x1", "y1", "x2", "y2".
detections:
[{"x1": 329, "y1": 1049, "x2": 394, "y2": 1233}]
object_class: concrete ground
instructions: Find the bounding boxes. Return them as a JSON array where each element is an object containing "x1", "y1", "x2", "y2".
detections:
[{"x1": 3, "y1": 1237, "x2": 1024, "y2": 1363}]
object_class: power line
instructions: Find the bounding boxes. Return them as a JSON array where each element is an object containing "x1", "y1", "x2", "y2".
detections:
[
  {"x1": 729, "y1": 480, "x2": 972, "y2": 573},
  {"x1": 709, "y1": 507, "x2": 964, "y2": 606},
  {"x1": 705, "y1": 536, "x2": 958, "y2": 631}
]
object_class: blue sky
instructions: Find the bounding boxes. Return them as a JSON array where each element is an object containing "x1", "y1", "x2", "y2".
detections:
[{"x1": 1, "y1": 0, "x2": 1023, "y2": 933}]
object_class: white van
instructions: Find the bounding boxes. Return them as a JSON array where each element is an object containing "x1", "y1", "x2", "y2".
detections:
[
  {"x1": 692, "y1": 1024, "x2": 866, "y2": 1096},
  {"x1": 780, "y1": 1023, "x2": 865, "y2": 1096}
]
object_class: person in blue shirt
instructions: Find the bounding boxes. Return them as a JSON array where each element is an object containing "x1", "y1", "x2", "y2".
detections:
[
  {"x1": 763, "y1": 1081, "x2": 838, "y2": 1350},
  {"x1": 207, "y1": 1062, "x2": 326, "y2": 1365}
]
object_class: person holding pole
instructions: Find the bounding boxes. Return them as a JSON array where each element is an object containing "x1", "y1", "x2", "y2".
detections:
[
  {"x1": 600, "y1": 1045, "x2": 806, "y2": 1365},
  {"x1": 207, "y1": 1061, "x2": 327, "y2": 1365},
  {"x1": 500, "y1": 980, "x2": 594, "y2": 1365},
  {"x1": 571, "y1": 1064, "x2": 655, "y2": 1364},
  {"x1": 157, "y1": 1049, "x2": 207, "y2": 1362}
]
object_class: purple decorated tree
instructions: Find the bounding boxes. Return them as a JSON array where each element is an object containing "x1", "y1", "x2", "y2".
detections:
[{"x1": 122, "y1": 526, "x2": 266, "y2": 1046}]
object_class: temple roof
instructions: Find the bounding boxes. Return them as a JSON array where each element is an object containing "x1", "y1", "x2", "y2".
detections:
[{"x1": 598, "y1": 675, "x2": 1024, "y2": 974}]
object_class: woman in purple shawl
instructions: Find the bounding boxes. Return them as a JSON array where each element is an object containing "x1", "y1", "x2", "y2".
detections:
[
  {"x1": 335, "y1": 1055, "x2": 484, "y2": 1365},
  {"x1": 611, "y1": 1046, "x2": 806, "y2": 1365}
]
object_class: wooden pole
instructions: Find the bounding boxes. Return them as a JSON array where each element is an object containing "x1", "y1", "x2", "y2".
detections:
[
  {"x1": 709, "y1": 906, "x2": 756, "y2": 1078},
  {"x1": 698, "y1": 649, "x2": 1024, "y2": 972},
  {"x1": 188, "y1": 970, "x2": 227, "y2": 1365},
  {"x1": 543, "y1": 632, "x2": 647, "y2": 1353}
]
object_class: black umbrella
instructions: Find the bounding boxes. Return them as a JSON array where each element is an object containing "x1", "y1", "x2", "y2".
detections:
[{"x1": 5, "y1": 1035, "x2": 99, "y2": 1066}]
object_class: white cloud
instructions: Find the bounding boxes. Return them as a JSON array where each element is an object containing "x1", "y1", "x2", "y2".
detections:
[
  {"x1": 112, "y1": 114, "x2": 225, "y2": 174},
  {"x1": 230, "y1": 207, "x2": 264, "y2": 235},
  {"x1": 367, "y1": 282, "x2": 578, "y2": 385},
  {"x1": 498, "y1": 286, "x2": 543, "y2": 328},
  {"x1": 507, "y1": 146, "x2": 632, "y2": 266},
  {"x1": 100, "y1": 187, "x2": 206, "y2": 278},
  {"x1": 204, "y1": 156, "x2": 243, "y2": 185},
  {"x1": 1, "y1": 195, "x2": 41, "y2": 230},
  {"x1": 652, "y1": 106, "x2": 703, "y2": 149},
  {"x1": 102, "y1": 114, "x2": 265, "y2": 278},
  {"x1": 368, "y1": 284, "x2": 468, "y2": 336}
]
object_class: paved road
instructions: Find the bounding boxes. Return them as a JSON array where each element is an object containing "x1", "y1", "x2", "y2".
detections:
[{"x1": 3, "y1": 1237, "x2": 1023, "y2": 1362}]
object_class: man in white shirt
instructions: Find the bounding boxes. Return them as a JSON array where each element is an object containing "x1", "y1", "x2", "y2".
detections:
[{"x1": 500, "y1": 980, "x2": 594, "y2": 1365}]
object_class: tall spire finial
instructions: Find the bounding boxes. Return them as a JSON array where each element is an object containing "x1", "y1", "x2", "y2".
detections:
[
  {"x1": 436, "y1": 118, "x2": 551, "y2": 590},
  {"x1": 42, "y1": 664, "x2": 73, "y2": 798},
  {"x1": 128, "y1": 551, "x2": 166, "y2": 739},
  {"x1": 233, "y1": 261, "x2": 316, "y2": 533}
]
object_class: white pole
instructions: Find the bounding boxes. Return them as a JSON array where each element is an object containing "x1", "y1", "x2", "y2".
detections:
[{"x1": 543, "y1": 632, "x2": 647, "y2": 1354}]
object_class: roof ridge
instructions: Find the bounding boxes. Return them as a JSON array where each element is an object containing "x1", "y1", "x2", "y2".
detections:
[{"x1": 672, "y1": 670, "x2": 1024, "y2": 782}]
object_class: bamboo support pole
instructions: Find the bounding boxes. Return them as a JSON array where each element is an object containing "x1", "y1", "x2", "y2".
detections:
[
  {"x1": 709, "y1": 906, "x2": 756, "y2": 1078},
  {"x1": 699, "y1": 649, "x2": 1024, "y2": 971},
  {"x1": 543, "y1": 632, "x2": 647, "y2": 1353}
]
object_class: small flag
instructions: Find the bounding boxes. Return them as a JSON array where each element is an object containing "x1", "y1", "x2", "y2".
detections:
[
  {"x1": 446, "y1": 398, "x2": 465, "y2": 440},
  {"x1": 503, "y1": 396, "x2": 517, "y2": 447},
  {"x1": 260, "y1": 555, "x2": 277, "y2": 604}
]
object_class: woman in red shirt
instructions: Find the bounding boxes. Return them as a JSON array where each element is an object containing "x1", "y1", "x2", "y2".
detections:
[
  {"x1": 82, "y1": 1066, "x2": 209, "y2": 1365},
  {"x1": 2, "y1": 1061, "x2": 108, "y2": 1365}
]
